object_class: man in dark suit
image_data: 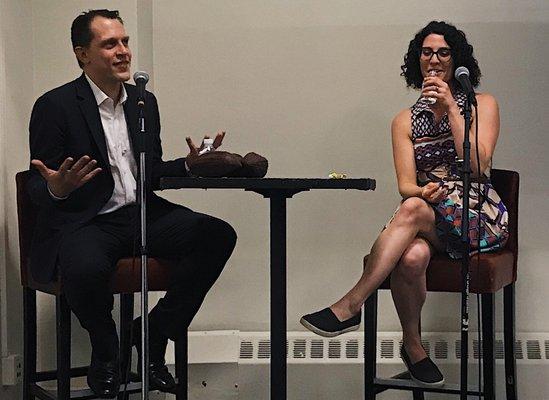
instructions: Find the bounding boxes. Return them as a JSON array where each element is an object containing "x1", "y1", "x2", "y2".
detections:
[{"x1": 28, "y1": 9, "x2": 237, "y2": 398}]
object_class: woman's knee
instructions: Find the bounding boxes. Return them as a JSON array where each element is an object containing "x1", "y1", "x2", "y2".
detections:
[
  {"x1": 394, "y1": 197, "x2": 432, "y2": 227},
  {"x1": 394, "y1": 240, "x2": 431, "y2": 282}
]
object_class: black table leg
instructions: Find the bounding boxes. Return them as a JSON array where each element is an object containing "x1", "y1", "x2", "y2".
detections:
[{"x1": 270, "y1": 195, "x2": 287, "y2": 400}]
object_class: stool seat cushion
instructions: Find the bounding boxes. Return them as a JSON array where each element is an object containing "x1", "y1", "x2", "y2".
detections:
[
  {"x1": 110, "y1": 258, "x2": 175, "y2": 294},
  {"x1": 25, "y1": 257, "x2": 176, "y2": 295}
]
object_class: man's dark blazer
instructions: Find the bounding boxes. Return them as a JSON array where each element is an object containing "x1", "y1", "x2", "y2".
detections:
[{"x1": 27, "y1": 74, "x2": 188, "y2": 284}]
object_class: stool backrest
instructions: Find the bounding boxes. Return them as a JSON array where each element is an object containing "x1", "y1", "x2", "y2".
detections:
[
  {"x1": 490, "y1": 168, "x2": 519, "y2": 280},
  {"x1": 15, "y1": 171, "x2": 38, "y2": 288}
]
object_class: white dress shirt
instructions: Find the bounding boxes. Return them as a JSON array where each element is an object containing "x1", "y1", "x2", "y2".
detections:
[{"x1": 85, "y1": 74, "x2": 137, "y2": 214}]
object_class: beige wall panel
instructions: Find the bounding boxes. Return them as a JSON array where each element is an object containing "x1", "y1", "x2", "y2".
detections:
[{"x1": 1, "y1": 0, "x2": 33, "y2": 398}]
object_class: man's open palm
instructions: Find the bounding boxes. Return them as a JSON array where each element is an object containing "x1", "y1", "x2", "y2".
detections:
[{"x1": 31, "y1": 155, "x2": 102, "y2": 198}]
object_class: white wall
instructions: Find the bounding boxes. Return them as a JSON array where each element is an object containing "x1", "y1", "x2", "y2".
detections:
[
  {"x1": 0, "y1": 0, "x2": 548, "y2": 398},
  {"x1": 0, "y1": 0, "x2": 33, "y2": 398}
]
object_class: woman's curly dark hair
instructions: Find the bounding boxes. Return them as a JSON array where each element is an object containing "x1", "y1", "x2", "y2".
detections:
[{"x1": 401, "y1": 21, "x2": 481, "y2": 89}]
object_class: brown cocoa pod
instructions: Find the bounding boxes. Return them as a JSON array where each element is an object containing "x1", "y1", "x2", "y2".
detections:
[
  {"x1": 230, "y1": 152, "x2": 268, "y2": 177},
  {"x1": 188, "y1": 151, "x2": 243, "y2": 177}
]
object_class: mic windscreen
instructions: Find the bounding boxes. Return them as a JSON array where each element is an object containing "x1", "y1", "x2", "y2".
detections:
[
  {"x1": 133, "y1": 71, "x2": 149, "y2": 83},
  {"x1": 454, "y1": 66, "x2": 469, "y2": 80}
]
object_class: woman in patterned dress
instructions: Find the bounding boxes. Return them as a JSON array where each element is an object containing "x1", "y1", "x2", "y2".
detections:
[{"x1": 301, "y1": 21, "x2": 509, "y2": 386}]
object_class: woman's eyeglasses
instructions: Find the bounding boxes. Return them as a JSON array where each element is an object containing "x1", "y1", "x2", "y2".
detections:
[{"x1": 420, "y1": 47, "x2": 452, "y2": 61}]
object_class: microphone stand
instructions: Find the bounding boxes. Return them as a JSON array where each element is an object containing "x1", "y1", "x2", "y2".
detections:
[
  {"x1": 137, "y1": 97, "x2": 150, "y2": 400},
  {"x1": 458, "y1": 96, "x2": 473, "y2": 400}
]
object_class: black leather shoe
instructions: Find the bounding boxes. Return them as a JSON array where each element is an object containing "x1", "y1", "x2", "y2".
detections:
[
  {"x1": 132, "y1": 317, "x2": 176, "y2": 391},
  {"x1": 87, "y1": 354, "x2": 120, "y2": 398},
  {"x1": 300, "y1": 307, "x2": 361, "y2": 337},
  {"x1": 401, "y1": 346, "x2": 444, "y2": 387}
]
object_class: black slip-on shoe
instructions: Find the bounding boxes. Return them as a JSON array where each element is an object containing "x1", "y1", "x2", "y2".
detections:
[
  {"x1": 401, "y1": 346, "x2": 444, "y2": 387},
  {"x1": 300, "y1": 307, "x2": 361, "y2": 337}
]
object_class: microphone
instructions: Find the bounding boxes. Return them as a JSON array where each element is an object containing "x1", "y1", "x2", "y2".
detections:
[
  {"x1": 454, "y1": 66, "x2": 477, "y2": 106},
  {"x1": 133, "y1": 71, "x2": 149, "y2": 105}
]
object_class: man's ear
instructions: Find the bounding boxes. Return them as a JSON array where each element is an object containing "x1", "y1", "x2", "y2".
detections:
[{"x1": 74, "y1": 46, "x2": 88, "y2": 66}]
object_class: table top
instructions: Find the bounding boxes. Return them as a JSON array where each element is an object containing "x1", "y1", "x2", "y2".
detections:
[{"x1": 159, "y1": 177, "x2": 376, "y2": 191}]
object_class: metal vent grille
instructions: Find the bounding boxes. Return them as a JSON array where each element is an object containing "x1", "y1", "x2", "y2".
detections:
[
  {"x1": 311, "y1": 340, "x2": 324, "y2": 359},
  {"x1": 240, "y1": 341, "x2": 253, "y2": 359},
  {"x1": 328, "y1": 340, "x2": 341, "y2": 359},
  {"x1": 515, "y1": 340, "x2": 523, "y2": 360},
  {"x1": 495, "y1": 340, "x2": 504, "y2": 359},
  {"x1": 455, "y1": 340, "x2": 464, "y2": 359},
  {"x1": 434, "y1": 340, "x2": 448, "y2": 359},
  {"x1": 293, "y1": 339, "x2": 306, "y2": 359},
  {"x1": 346, "y1": 340, "x2": 359, "y2": 359},
  {"x1": 258, "y1": 340, "x2": 270, "y2": 359},
  {"x1": 380, "y1": 339, "x2": 394, "y2": 359},
  {"x1": 421, "y1": 339, "x2": 431, "y2": 357},
  {"x1": 235, "y1": 333, "x2": 549, "y2": 363},
  {"x1": 527, "y1": 340, "x2": 542, "y2": 360},
  {"x1": 473, "y1": 339, "x2": 482, "y2": 359}
]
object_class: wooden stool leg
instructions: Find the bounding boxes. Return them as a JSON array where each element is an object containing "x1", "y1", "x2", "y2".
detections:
[
  {"x1": 175, "y1": 333, "x2": 188, "y2": 400},
  {"x1": 482, "y1": 293, "x2": 496, "y2": 400},
  {"x1": 23, "y1": 288, "x2": 37, "y2": 400},
  {"x1": 118, "y1": 294, "x2": 134, "y2": 400},
  {"x1": 364, "y1": 291, "x2": 378, "y2": 400},
  {"x1": 504, "y1": 283, "x2": 518, "y2": 400},
  {"x1": 56, "y1": 295, "x2": 71, "y2": 400}
]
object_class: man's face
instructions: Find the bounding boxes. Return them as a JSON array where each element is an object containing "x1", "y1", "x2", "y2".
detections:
[{"x1": 76, "y1": 16, "x2": 132, "y2": 85}]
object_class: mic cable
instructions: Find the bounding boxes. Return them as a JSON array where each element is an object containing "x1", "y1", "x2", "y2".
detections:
[{"x1": 473, "y1": 99, "x2": 484, "y2": 400}]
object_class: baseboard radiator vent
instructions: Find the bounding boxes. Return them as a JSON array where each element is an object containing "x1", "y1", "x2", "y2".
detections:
[{"x1": 174, "y1": 331, "x2": 549, "y2": 366}]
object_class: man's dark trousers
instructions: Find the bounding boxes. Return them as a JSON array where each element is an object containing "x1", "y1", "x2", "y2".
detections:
[{"x1": 57, "y1": 198, "x2": 236, "y2": 360}]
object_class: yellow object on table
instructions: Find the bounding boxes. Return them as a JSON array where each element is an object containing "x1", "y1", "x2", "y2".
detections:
[{"x1": 328, "y1": 172, "x2": 347, "y2": 179}]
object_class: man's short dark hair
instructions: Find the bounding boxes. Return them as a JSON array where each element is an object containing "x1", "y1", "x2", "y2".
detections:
[
  {"x1": 400, "y1": 21, "x2": 482, "y2": 89},
  {"x1": 71, "y1": 9, "x2": 124, "y2": 68}
]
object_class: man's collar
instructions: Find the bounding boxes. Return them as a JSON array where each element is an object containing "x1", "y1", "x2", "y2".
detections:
[{"x1": 84, "y1": 74, "x2": 127, "y2": 106}]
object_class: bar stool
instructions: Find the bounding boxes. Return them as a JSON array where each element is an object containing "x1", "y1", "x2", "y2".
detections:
[
  {"x1": 363, "y1": 168, "x2": 519, "y2": 400},
  {"x1": 16, "y1": 170, "x2": 189, "y2": 400}
]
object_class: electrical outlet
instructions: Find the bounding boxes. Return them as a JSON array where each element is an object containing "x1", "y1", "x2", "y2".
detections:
[{"x1": 2, "y1": 354, "x2": 22, "y2": 385}]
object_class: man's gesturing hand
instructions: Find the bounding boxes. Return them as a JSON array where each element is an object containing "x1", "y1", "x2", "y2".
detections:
[
  {"x1": 185, "y1": 131, "x2": 226, "y2": 169},
  {"x1": 31, "y1": 155, "x2": 102, "y2": 198}
]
